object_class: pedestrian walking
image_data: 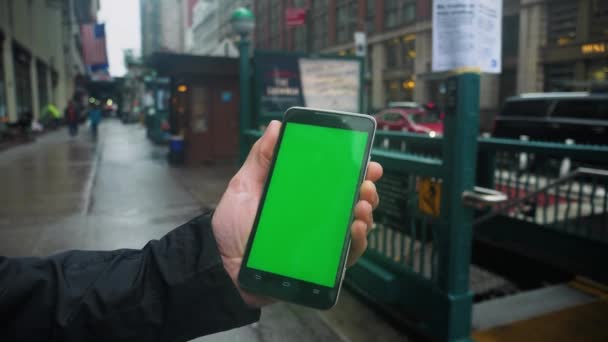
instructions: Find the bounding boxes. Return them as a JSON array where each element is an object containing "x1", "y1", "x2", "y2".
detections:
[
  {"x1": 65, "y1": 100, "x2": 79, "y2": 137},
  {"x1": 88, "y1": 103, "x2": 102, "y2": 139}
]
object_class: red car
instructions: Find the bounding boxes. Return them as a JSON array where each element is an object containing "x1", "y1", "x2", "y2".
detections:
[{"x1": 374, "y1": 106, "x2": 444, "y2": 137}]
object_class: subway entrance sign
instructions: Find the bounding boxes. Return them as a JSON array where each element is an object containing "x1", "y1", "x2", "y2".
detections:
[{"x1": 252, "y1": 51, "x2": 363, "y2": 126}]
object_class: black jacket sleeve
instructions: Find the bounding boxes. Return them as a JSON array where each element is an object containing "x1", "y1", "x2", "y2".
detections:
[{"x1": 0, "y1": 213, "x2": 260, "y2": 342}]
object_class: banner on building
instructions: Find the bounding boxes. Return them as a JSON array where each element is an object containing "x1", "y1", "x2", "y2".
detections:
[
  {"x1": 81, "y1": 23, "x2": 109, "y2": 71},
  {"x1": 254, "y1": 52, "x2": 362, "y2": 120},
  {"x1": 432, "y1": 0, "x2": 502, "y2": 73},
  {"x1": 285, "y1": 8, "x2": 307, "y2": 27}
]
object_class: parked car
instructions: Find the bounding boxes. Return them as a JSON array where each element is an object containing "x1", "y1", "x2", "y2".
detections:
[
  {"x1": 374, "y1": 106, "x2": 443, "y2": 137},
  {"x1": 493, "y1": 92, "x2": 608, "y2": 144}
]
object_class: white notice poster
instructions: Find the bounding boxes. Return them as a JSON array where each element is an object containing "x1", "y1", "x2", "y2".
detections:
[
  {"x1": 298, "y1": 59, "x2": 361, "y2": 112},
  {"x1": 432, "y1": 0, "x2": 502, "y2": 73}
]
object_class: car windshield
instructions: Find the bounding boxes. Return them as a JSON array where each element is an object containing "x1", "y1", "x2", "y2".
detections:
[
  {"x1": 501, "y1": 100, "x2": 552, "y2": 117},
  {"x1": 381, "y1": 112, "x2": 403, "y2": 122},
  {"x1": 409, "y1": 111, "x2": 440, "y2": 124}
]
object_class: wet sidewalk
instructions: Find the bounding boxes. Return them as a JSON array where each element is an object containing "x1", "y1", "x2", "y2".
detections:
[{"x1": 0, "y1": 120, "x2": 411, "y2": 342}]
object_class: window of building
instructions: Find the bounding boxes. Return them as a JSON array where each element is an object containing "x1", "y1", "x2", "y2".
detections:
[
  {"x1": 503, "y1": 15, "x2": 519, "y2": 58},
  {"x1": 336, "y1": 0, "x2": 358, "y2": 44},
  {"x1": 311, "y1": 2, "x2": 328, "y2": 51},
  {"x1": 547, "y1": 1, "x2": 579, "y2": 46},
  {"x1": 294, "y1": 27, "x2": 307, "y2": 52},
  {"x1": 544, "y1": 63, "x2": 575, "y2": 91},
  {"x1": 384, "y1": 0, "x2": 416, "y2": 29},
  {"x1": 268, "y1": 0, "x2": 281, "y2": 49},
  {"x1": 385, "y1": 35, "x2": 416, "y2": 71},
  {"x1": 366, "y1": 0, "x2": 375, "y2": 33},
  {"x1": 386, "y1": 38, "x2": 399, "y2": 68},
  {"x1": 591, "y1": 0, "x2": 608, "y2": 41},
  {"x1": 401, "y1": 34, "x2": 416, "y2": 70}
]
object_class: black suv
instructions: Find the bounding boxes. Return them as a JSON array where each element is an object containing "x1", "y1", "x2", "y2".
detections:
[{"x1": 493, "y1": 93, "x2": 608, "y2": 145}]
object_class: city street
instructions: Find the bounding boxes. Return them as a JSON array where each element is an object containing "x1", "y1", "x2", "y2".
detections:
[{"x1": 0, "y1": 120, "x2": 410, "y2": 342}]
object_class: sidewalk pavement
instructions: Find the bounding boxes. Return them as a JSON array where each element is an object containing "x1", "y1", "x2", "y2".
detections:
[{"x1": 0, "y1": 120, "x2": 412, "y2": 342}]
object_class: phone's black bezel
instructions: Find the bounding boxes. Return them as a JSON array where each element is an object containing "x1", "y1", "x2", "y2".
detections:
[{"x1": 238, "y1": 107, "x2": 376, "y2": 310}]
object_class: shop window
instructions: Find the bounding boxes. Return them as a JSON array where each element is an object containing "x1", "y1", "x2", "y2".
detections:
[
  {"x1": 15, "y1": 61, "x2": 32, "y2": 117},
  {"x1": 385, "y1": 79, "x2": 414, "y2": 102},
  {"x1": 37, "y1": 62, "x2": 48, "y2": 109}
]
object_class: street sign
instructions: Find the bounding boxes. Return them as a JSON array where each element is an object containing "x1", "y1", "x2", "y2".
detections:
[
  {"x1": 354, "y1": 32, "x2": 366, "y2": 57},
  {"x1": 432, "y1": 0, "x2": 502, "y2": 73},
  {"x1": 286, "y1": 8, "x2": 307, "y2": 27},
  {"x1": 418, "y1": 178, "x2": 441, "y2": 217}
]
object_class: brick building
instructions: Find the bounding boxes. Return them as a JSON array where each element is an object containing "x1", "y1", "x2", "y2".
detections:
[{"x1": 253, "y1": 0, "x2": 608, "y2": 131}]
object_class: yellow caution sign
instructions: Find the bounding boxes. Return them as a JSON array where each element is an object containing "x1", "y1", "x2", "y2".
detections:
[{"x1": 418, "y1": 178, "x2": 441, "y2": 217}]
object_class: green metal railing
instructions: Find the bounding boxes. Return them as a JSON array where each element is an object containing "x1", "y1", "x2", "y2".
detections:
[{"x1": 371, "y1": 131, "x2": 608, "y2": 242}]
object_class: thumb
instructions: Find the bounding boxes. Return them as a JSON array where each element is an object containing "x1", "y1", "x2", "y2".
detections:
[{"x1": 240, "y1": 120, "x2": 281, "y2": 183}]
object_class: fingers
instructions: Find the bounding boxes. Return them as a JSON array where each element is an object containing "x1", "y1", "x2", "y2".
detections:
[
  {"x1": 365, "y1": 162, "x2": 383, "y2": 182},
  {"x1": 360, "y1": 180, "x2": 379, "y2": 209},
  {"x1": 347, "y1": 220, "x2": 368, "y2": 267},
  {"x1": 240, "y1": 120, "x2": 281, "y2": 184},
  {"x1": 258, "y1": 121, "x2": 281, "y2": 167},
  {"x1": 354, "y1": 199, "x2": 373, "y2": 229}
]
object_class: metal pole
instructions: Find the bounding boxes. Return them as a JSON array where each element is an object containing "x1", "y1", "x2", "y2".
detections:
[
  {"x1": 238, "y1": 37, "x2": 251, "y2": 164},
  {"x1": 436, "y1": 72, "x2": 480, "y2": 341}
]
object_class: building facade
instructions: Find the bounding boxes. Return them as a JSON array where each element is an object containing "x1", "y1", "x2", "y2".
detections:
[
  {"x1": 0, "y1": 0, "x2": 98, "y2": 126},
  {"x1": 190, "y1": 0, "x2": 253, "y2": 56},
  {"x1": 253, "y1": 0, "x2": 608, "y2": 131},
  {"x1": 141, "y1": 0, "x2": 189, "y2": 57}
]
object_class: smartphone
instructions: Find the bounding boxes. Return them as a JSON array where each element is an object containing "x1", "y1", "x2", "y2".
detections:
[{"x1": 238, "y1": 107, "x2": 376, "y2": 309}]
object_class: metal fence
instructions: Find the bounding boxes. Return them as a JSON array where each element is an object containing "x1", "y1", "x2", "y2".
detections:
[{"x1": 245, "y1": 125, "x2": 608, "y2": 340}]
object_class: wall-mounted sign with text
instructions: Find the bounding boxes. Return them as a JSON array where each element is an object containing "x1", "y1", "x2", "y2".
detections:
[{"x1": 254, "y1": 52, "x2": 362, "y2": 122}]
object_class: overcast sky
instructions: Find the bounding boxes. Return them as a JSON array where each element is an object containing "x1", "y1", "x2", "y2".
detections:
[{"x1": 98, "y1": 0, "x2": 141, "y2": 76}]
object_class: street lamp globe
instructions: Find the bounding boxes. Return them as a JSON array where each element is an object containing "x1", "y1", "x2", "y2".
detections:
[{"x1": 231, "y1": 7, "x2": 255, "y2": 37}]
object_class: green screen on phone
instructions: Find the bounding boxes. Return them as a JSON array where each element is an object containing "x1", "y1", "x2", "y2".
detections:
[{"x1": 246, "y1": 122, "x2": 369, "y2": 287}]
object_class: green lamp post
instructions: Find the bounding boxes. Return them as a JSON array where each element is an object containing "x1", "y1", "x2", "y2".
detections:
[{"x1": 231, "y1": 7, "x2": 255, "y2": 163}]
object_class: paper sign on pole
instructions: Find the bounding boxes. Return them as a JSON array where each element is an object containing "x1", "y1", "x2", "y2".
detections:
[{"x1": 432, "y1": 0, "x2": 502, "y2": 73}]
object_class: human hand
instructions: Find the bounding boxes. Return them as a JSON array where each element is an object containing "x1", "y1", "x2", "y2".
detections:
[{"x1": 211, "y1": 120, "x2": 383, "y2": 307}]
